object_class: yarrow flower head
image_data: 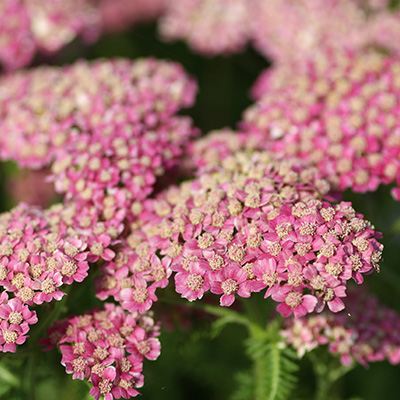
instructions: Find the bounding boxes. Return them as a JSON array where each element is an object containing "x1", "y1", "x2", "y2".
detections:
[
  {"x1": 250, "y1": 0, "x2": 400, "y2": 65},
  {"x1": 159, "y1": 0, "x2": 251, "y2": 55},
  {"x1": 0, "y1": 292, "x2": 38, "y2": 352},
  {"x1": 0, "y1": 203, "x2": 98, "y2": 306},
  {"x1": 123, "y1": 149, "x2": 382, "y2": 317},
  {"x1": 0, "y1": 200, "x2": 117, "y2": 353},
  {"x1": 0, "y1": 0, "x2": 100, "y2": 70},
  {"x1": 95, "y1": 239, "x2": 171, "y2": 315},
  {"x1": 42, "y1": 303, "x2": 161, "y2": 400},
  {"x1": 187, "y1": 129, "x2": 332, "y2": 199},
  {"x1": 0, "y1": 58, "x2": 197, "y2": 169},
  {"x1": 50, "y1": 115, "x2": 197, "y2": 220},
  {"x1": 243, "y1": 49, "x2": 400, "y2": 200},
  {"x1": 281, "y1": 289, "x2": 400, "y2": 366}
]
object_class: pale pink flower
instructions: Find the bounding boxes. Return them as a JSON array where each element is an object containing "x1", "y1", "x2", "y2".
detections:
[{"x1": 282, "y1": 289, "x2": 400, "y2": 367}]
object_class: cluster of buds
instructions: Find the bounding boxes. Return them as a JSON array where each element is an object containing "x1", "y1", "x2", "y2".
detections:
[
  {"x1": 41, "y1": 303, "x2": 161, "y2": 399},
  {"x1": 281, "y1": 289, "x2": 400, "y2": 366},
  {"x1": 113, "y1": 149, "x2": 382, "y2": 318},
  {"x1": 243, "y1": 50, "x2": 400, "y2": 199},
  {"x1": 50, "y1": 116, "x2": 197, "y2": 221}
]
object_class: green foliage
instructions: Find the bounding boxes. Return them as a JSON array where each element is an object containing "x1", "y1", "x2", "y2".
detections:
[{"x1": 232, "y1": 322, "x2": 299, "y2": 400}]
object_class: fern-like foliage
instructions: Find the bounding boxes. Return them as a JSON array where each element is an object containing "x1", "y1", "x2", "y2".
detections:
[{"x1": 233, "y1": 327, "x2": 299, "y2": 400}]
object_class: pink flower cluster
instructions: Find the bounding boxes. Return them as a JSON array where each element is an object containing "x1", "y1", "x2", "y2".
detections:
[
  {"x1": 159, "y1": 0, "x2": 250, "y2": 56},
  {"x1": 0, "y1": 0, "x2": 100, "y2": 70},
  {"x1": 243, "y1": 50, "x2": 400, "y2": 199},
  {"x1": 281, "y1": 289, "x2": 400, "y2": 366},
  {"x1": 249, "y1": 0, "x2": 400, "y2": 65},
  {"x1": 0, "y1": 291, "x2": 38, "y2": 352},
  {"x1": 0, "y1": 202, "x2": 117, "y2": 352},
  {"x1": 116, "y1": 150, "x2": 382, "y2": 317},
  {"x1": 157, "y1": 0, "x2": 400, "y2": 59},
  {"x1": 0, "y1": 58, "x2": 197, "y2": 170},
  {"x1": 42, "y1": 303, "x2": 160, "y2": 400},
  {"x1": 187, "y1": 129, "x2": 333, "y2": 200},
  {"x1": 95, "y1": 240, "x2": 171, "y2": 315},
  {"x1": 50, "y1": 116, "x2": 197, "y2": 221},
  {"x1": 2, "y1": 0, "x2": 399, "y2": 67}
]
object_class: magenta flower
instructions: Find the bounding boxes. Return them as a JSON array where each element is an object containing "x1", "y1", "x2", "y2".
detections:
[
  {"x1": 0, "y1": 297, "x2": 38, "y2": 334},
  {"x1": 210, "y1": 266, "x2": 251, "y2": 307},
  {"x1": 273, "y1": 286, "x2": 318, "y2": 318},
  {"x1": 0, "y1": 320, "x2": 29, "y2": 353},
  {"x1": 175, "y1": 262, "x2": 210, "y2": 301},
  {"x1": 89, "y1": 366, "x2": 119, "y2": 400},
  {"x1": 120, "y1": 277, "x2": 158, "y2": 314},
  {"x1": 33, "y1": 271, "x2": 65, "y2": 305},
  {"x1": 251, "y1": 257, "x2": 284, "y2": 298}
]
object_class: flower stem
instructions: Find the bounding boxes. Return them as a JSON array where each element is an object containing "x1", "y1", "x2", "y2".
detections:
[
  {"x1": 25, "y1": 351, "x2": 37, "y2": 400},
  {"x1": 309, "y1": 352, "x2": 354, "y2": 400},
  {"x1": 30, "y1": 287, "x2": 70, "y2": 344},
  {"x1": 160, "y1": 293, "x2": 253, "y2": 328}
]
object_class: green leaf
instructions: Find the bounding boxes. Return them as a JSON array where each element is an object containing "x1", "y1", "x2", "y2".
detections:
[
  {"x1": 233, "y1": 323, "x2": 299, "y2": 400},
  {"x1": 232, "y1": 371, "x2": 255, "y2": 400}
]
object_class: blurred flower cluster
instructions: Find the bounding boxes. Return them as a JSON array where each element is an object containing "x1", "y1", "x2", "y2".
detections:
[{"x1": 0, "y1": 1, "x2": 400, "y2": 400}]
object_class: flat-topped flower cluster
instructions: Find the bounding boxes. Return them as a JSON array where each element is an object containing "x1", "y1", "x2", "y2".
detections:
[
  {"x1": 281, "y1": 289, "x2": 400, "y2": 366},
  {"x1": 0, "y1": 203, "x2": 95, "y2": 351},
  {"x1": 106, "y1": 149, "x2": 383, "y2": 319},
  {"x1": 3, "y1": 0, "x2": 400, "y2": 71},
  {"x1": 41, "y1": 303, "x2": 160, "y2": 400},
  {"x1": 243, "y1": 50, "x2": 400, "y2": 199},
  {"x1": 0, "y1": 58, "x2": 197, "y2": 170},
  {"x1": 0, "y1": 38, "x2": 397, "y2": 396}
]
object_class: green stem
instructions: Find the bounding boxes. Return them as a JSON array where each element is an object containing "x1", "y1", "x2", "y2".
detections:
[
  {"x1": 25, "y1": 352, "x2": 37, "y2": 400},
  {"x1": 30, "y1": 287, "x2": 70, "y2": 344},
  {"x1": 309, "y1": 353, "x2": 355, "y2": 400},
  {"x1": 160, "y1": 294, "x2": 252, "y2": 328},
  {"x1": 246, "y1": 320, "x2": 283, "y2": 400},
  {"x1": 0, "y1": 363, "x2": 20, "y2": 387}
]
